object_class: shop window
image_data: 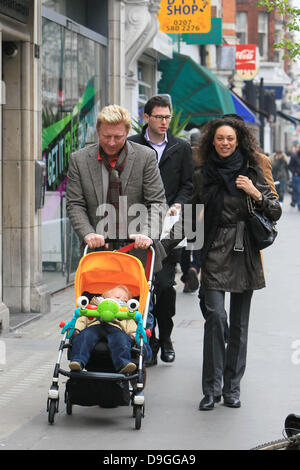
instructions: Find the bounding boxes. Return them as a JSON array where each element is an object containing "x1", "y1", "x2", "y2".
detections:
[
  {"x1": 42, "y1": 0, "x2": 108, "y2": 36},
  {"x1": 41, "y1": 16, "x2": 106, "y2": 291},
  {"x1": 274, "y1": 28, "x2": 283, "y2": 62},
  {"x1": 258, "y1": 12, "x2": 269, "y2": 60},
  {"x1": 236, "y1": 11, "x2": 248, "y2": 44},
  {"x1": 137, "y1": 60, "x2": 156, "y2": 123}
]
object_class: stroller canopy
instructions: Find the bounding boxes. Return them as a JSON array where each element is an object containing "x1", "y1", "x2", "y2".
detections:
[{"x1": 74, "y1": 251, "x2": 150, "y2": 315}]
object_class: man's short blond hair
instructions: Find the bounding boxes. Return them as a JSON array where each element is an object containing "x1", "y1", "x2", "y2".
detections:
[{"x1": 96, "y1": 105, "x2": 131, "y2": 131}]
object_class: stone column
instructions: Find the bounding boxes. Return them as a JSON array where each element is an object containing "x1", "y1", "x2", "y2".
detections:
[
  {"x1": 30, "y1": 0, "x2": 51, "y2": 314},
  {"x1": 108, "y1": 0, "x2": 162, "y2": 113},
  {"x1": 0, "y1": 31, "x2": 9, "y2": 333},
  {"x1": 108, "y1": 0, "x2": 126, "y2": 106},
  {"x1": 2, "y1": 0, "x2": 50, "y2": 318},
  {"x1": 124, "y1": 0, "x2": 161, "y2": 113},
  {"x1": 2, "y1": 39, "x2": 24, "y2": 313}
]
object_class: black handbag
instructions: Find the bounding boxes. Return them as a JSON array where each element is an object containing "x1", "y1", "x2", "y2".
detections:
[{"x1": 246, "y1": 196, "x2": 278, "y2": 250}]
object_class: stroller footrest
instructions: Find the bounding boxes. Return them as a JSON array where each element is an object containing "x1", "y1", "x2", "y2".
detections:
[{"x1": 58, "y1": 368, "x2": 135, "y2": 381}]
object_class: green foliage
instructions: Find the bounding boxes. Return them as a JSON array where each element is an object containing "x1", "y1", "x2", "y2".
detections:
[
  {"x1": 131, "y1": 106, "x2": 191, "y2": 138},
  {"x1": 42, "y1": 107, "x2": 60, "y2": 128},
  {"x1": 257, "y1": 0, "x2": 300, "y2": 59},
  {"x1": 131, "y1": 118, "x2": 143, "y2": 135},
  {"x1": 169, "y1": 107, "x2": 191, "y2": 138}
]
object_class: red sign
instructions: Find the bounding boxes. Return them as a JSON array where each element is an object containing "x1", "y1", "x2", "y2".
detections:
[{"x1": 236, "y1": 44, "x2": 256, "y2": 70}]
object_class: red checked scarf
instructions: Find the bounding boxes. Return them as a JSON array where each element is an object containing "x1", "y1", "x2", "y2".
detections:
[{"x1": 98, "y1": 145, "x2": 128, "y2": 238}]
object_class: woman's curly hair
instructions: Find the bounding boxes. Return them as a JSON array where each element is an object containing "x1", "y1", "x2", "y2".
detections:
[{"x1": 197, "y1": 118, "x2": 261, "y2": 165}]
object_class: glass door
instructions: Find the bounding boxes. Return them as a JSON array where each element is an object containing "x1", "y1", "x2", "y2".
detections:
[{"x1": 41, "y1": 16, "x2": 106, "y2": 292}]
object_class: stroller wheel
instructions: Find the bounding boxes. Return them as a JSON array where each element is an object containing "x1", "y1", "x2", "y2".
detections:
[
  {"x1": 65, "y1": 390, "x2": 73, "y2": 415},
  {"x1": 66, "y1": 399, "x2": 73, "y2": 415},
  {"x1": 48, "y1": 399, "x2": 57, "y2": 424},
  {"x1": 134, "y1": 405, "x2": 144, "y2": 430}
]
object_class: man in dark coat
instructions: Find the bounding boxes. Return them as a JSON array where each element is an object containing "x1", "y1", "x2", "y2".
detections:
[
  {"x1": 289, "y1": 147, "x2": 300, "y2": 210},
  {"x1": 128, "y1": 96, "x2": 193, "y2": 365}
]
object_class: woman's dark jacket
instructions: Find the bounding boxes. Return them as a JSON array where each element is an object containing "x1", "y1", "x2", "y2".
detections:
[{"x1": 192, "y1": 160, "x2": 282, "y2": 293}]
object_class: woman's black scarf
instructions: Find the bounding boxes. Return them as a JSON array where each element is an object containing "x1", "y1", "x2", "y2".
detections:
[{"x1": 201, "y1": 147, "x2": 249, "y2": 264}]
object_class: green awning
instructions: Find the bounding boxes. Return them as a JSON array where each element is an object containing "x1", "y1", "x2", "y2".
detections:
[{"x1": 158, "y1": 52, "x2": 235, "y2": 126}]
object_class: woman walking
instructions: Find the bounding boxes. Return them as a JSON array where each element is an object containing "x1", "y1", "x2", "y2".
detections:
[
  {"x1": 192, "y1": 118, "x2": 281, "y2": 410},
  {"x1": 271, "y1": 151, "x2": 289, "y2": 203}
]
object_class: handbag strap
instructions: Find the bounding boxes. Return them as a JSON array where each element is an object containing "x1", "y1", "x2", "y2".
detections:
[{"x1": 246, "y1": 195, "x2": 254, "y2": 214}]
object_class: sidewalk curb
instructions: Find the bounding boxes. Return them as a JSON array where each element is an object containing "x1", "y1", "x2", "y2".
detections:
[{"x1": 9, "y1": 313, "x2": 42, "y2": 332}]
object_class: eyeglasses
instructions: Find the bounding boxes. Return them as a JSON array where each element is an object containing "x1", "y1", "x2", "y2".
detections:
[{"x1": 150, "y1": 115, "x2": 172, "y2": 121}]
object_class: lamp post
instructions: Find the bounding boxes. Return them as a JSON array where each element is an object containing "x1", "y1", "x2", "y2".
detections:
[{"x1": 259, "y1": 78, "x2": 265, "y2": 148}]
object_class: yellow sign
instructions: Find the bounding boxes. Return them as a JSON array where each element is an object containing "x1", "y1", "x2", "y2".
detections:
[{"x1": 158, "y1": 0, "x2": 211, "y2": 34}]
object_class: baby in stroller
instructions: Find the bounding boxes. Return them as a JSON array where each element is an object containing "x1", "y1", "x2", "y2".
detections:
[{"x1": 69, "y1": 284, "x2": 139, "y2": 375}]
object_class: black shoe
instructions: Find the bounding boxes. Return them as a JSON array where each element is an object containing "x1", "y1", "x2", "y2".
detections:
[
  {"x1": 199, "y1": 395, "x2": 221, "y2": 411},
  {"x1": 160, "y1": 340, "x2": 175, "y2": 363},
  {"x1": 187, "y1": 267, "x2": 199, "y2": 292},
  {"x1": 183, "y1": 282, "x2": 192, "y2": 293},
  {"x1": 223, "y1": 397, "x2": 241, "y2": 408}
]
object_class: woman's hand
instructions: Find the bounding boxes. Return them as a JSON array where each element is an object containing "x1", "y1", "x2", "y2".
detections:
[
  {"x1": 235, "y1": 175, "x2": 262, "y2": 203},
  {"x1": 167, "y1": 203, "x2": 181, "y2": 216}
]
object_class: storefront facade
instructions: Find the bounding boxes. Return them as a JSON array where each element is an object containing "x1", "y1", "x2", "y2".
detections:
[
  {"x1": 40, "y1": 0, "x2": 171, "y2": 293},
  {"x1": 0, "y1": 0, "x2": 170, "y2": 331},
  {"x1": 0, "y1": 0, "x2": 109, "y2": 332},
  {"x1": 0, "y1": 0, "x2": 47, "y2": 331},
  {"x1": 41, "y1": 4, "x2": 108, "y2": 292}
]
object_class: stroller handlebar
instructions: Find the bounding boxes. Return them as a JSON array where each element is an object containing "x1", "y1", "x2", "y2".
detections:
[{"x1": 83, "y1": 239, "x2": 155, "y2": 256}]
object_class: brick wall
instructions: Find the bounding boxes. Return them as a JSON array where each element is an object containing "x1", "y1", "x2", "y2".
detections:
[
  {"x1": 222, "y1": 0, "x2": 236, "y2": 38},
  {"x1": 236, "y1": 0, "x2": 276, "y2": 61}
]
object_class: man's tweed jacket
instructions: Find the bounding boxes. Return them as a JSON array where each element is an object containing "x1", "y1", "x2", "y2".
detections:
[{"x1": 66, "y1": 140, "x2": 168, "y2": 272}]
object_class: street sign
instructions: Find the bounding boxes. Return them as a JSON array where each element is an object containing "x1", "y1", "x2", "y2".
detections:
[
  {"x1": 157, "y1": 0, "x2": 211, "y2": 34},
  {"x1": 182, "y1": 18, "x2": 222, "y2": 44},
  {"x1": 236, "y1": 44, "x2": 256, "y2": 70},
  {"x1": 236, "y1": 44, "x2": 258, "y2": 80}
]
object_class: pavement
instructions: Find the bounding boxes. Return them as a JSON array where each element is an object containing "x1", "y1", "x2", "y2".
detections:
[{"x1": 0, "y1": 196, "x2": 300, "y2": 451}]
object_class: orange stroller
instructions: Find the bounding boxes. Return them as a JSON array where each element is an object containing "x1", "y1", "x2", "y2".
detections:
[{"x1": 47, "y1": 242, "x2": 155, "y2": 429}]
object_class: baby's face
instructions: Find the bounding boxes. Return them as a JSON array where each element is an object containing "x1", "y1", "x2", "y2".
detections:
[{"x1": 108, "y1": 287, "x2": 129, "y2": 303}]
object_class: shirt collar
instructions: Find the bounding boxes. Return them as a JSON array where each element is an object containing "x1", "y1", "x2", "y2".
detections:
[
  {"x1": 145, "y1": 127, "x2": 168, "y2": 147},
  {"x1": 98, "y1": 144, "x2": 127, "y2": 167}
]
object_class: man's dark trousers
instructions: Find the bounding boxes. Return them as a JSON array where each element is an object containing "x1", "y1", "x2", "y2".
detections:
[{"x1": 152, "y1": 249, "x2": 181, "y2": 347}]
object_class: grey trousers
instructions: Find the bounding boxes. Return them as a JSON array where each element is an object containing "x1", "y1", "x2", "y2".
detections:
[{"x1": 202, "y1": 289, "x2": 253, "y2": 399}]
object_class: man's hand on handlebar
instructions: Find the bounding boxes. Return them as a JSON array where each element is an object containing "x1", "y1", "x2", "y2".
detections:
[
  {"x1": 84, "y1": 233, "x2": 152, "y2": 250},
  {"x1": 129, "y1": 234, "x2": 153, "y2": 250},
  {"x1": 84, "y1": 233, "x2": 108, "y2": 249}
]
